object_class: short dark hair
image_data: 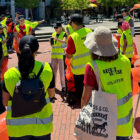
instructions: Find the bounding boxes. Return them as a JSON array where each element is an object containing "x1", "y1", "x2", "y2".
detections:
[{"x1": 70, "y1": 14, "x2": 83, "y2": 25}]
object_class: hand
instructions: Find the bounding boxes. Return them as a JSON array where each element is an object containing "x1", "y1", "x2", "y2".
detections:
[{"x1": 52, "y1": 37, "x2": 58, "y2": 41}]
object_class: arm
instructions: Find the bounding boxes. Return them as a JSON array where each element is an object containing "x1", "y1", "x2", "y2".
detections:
[
  {"x1": 48, "y1": 88, "x2": 55, "y2": 98},
  {"x1": 65, "y1": 36, "x2": 76, "y2": 59},
  {"x1": 2, "y1": 90, "x2": 10, "y2": 106},
  {"x1": 122, "y1": 39, "x2": 127, "y2": 54},
  {"x1": 38, "y1": 19, "x2": 45, "y2": 25},
  {"x1": 81, "y1": 85, "x2": 92, "y2": 108},
  {"x1": 65, "y1": 53, "x2": 72, "y2": 59},
  {"x1": 53, "y1": 36, "x2": 67, "y2": 44}
]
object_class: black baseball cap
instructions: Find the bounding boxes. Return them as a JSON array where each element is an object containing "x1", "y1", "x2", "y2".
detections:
[
  {"x1": 19, "y1": 35, "x2": 39, "y2": 53},
  {"x1": 70, "y1": 14, "x2": 83, "y2": 24},
  {"x1": 121, "y1": 8, "x2": 128, "y2": 13},
  {"x1": 53, "y1": 21, "x2": 62, "y2": 28},
  {"x1": 18, "y1": 15, "x2": 25, "y2": 20},
  {"x1": 116, "y1": 14, "x2": 123, "y2": 19},
  {"x1": 0, "y1": 24, "x2": 3, "y2": 29}
]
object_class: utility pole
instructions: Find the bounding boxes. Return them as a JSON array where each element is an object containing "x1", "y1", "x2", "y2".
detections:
[{"x1": 11, "y1": 0, "x2": 15, "y2": 21}]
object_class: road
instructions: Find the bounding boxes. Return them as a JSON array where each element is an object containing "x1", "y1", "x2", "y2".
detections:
[{"x1": 8, "y1": 35, "x2": 140, "y2": 140}]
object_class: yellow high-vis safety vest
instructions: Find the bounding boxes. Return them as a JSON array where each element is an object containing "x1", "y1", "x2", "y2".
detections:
[
  {"x1": 4, "y1": 61, "x2": 53, "y2": 137},
  {"x1": 0, "y1": 34, "x2": 8, "y2": 57},
  {"x1": 88, "y1": 54, "x2": 133, "y2": 137},
  {"x1": 15, "y1": 24, "x2": 30, "y2": 35},
  {"x1": 65, "y1": 24, "x2": 74, "y2": 36},
  {"x1": 51, "y1": 31, "x2": 66, "y2": 59},
  {"x1": 120, "y1": 29, "x2": 133, "y2": 58},
  {"x1": 70, "y1": 27, "x2": 92, "y2": 75},
  {"x1": 25, "y1": 20, "x2": 39, "y2": 29}
]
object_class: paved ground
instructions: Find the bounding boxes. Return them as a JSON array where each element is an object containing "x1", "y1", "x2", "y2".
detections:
[
  {"x1": 36, "y1": 20, "x2": 140, "y2": 33},
  {"x1": 7, "y1": 35, "x2": 140, "y2": 140}
]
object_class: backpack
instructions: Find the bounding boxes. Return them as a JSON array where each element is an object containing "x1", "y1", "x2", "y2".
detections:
[{"x1": 12, "y1": 63, "x2": 47, "y2": 117}]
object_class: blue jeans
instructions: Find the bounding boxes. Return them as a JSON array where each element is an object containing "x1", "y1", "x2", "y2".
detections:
[
  {"x1": 9, "y1": 134, "x2": 51, "y2": 140},
  {"x1": 116, "y1": 136, "x2": 129, "y2": 140}
]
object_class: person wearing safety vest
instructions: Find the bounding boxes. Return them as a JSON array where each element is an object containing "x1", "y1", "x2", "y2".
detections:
[
  {"x1": 65, "y1": 14, "x2": 92, "y2": 103},
  {"x1": 13, "y1": 15, "x2": 32, "y2": 55},
  {"x1": 0, "y1": 27, "x2": 6, "y2": 114},
  {"x1": 121, "y1": 8, "x2": 135, "y2": 37},
  {"x1": 0, "y1": 24, "x2": 8, "y2": 81},
  {"x1": 65, "y1": 24, "x2": 74, "y2": 37},
  {"x1": 120, "y1": 21, "x2": 133, "y2": 67},
  {"x1": 3, "y1": 35, "x2": 55, "y2": 140},
  {"x1": 116, "y1": 14, "x2": 124, "y2": 35},
  {"x1": 25, "y1": 19, "x2": 46, "y2": 35},
  {"x1": 50, "y1": 21, "x2": 67, "y2": 92},
  {"x1": 1, "y1": 14, "x2": 7, "y2": 25},
  {"x1": 82, "y1": 26, "x2": 132, "y2": 140}
]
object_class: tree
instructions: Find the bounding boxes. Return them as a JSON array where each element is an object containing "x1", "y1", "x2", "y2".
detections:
[
  {"x1": 15, "y1": 0, "x2": 41, "y2": 9},
  {"x1": 61, "y1": 0, "x2": 90, "y2": 10},
  {"x1": 15, "y1": 0, "x2": 41, "y2": 19},
  {"x1": 98, "y1": 0, "x2": 140, "y2": 7}
]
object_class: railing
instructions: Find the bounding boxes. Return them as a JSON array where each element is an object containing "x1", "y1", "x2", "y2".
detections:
[{"x1": 35, "y1": 26, "x2": 140, "y2": 42}]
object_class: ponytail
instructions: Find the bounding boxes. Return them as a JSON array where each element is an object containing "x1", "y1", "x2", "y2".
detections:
[{"x1": 18, "y1": 44, "x2": 35, "y2": 79}]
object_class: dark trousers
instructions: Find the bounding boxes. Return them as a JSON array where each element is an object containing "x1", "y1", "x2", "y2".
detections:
[
  {"x1": 9, "y1": 134, "x2": 51, "y2": 140},
  {"x1": 7, "y1": 33, "x2": 13, "y2": 50},
  {"x1": 74, "y1": 74, "x2": 84, "y2": 100},
  {"x1": 116, "y1": 136, "x2": 129, "y2": 140},
  {"x1": 0, "y1": 82, "x2": 6, "y2": 114}
]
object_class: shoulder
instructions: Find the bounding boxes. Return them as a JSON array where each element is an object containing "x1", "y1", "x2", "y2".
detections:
[
  {"x1": 4, "y1": 67, "x2": 20, "y2": 82},
  {"x1": 35, "y1": 61, "x2": 53, "y2": 76},
  {"x1": 52, "y1": 32, "x2": 56, "y2": 36}
]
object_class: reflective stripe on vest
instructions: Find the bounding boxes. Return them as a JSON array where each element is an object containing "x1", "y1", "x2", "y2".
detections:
[
  {"x1": 117, "y1": 92, "x2": 132, "y2": 106},
  {"x1": 118, "y1": 108, "x2": 133, "y2": 125},
  {"x1": 120, "y1": 44, "x2": 133, "y2": 48},
  {"x1": 7, "y1": 97, "x2": 51, "y2": 111},
  {"x1": 120, "y1": 51, "x2": 133, "y2": 55},
  {"x1": 71, "y1": 63, "x2": 85, "y2": 70},
  {"x1": 51, "y1": 52, "x2": 65, "y2": 55},
  {"x1": 73, "y1": 52, "x2": 91, "y2": 60},
  {"x1": 6, "y1": 114, "x2": 53, "y2": 126}
]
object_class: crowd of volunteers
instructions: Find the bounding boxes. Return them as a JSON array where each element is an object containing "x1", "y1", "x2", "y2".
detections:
[{"x1": 0, "y1": 7, "x2": 137, "y2": 140}]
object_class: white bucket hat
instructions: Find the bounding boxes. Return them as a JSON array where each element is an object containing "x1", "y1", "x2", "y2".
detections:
[{"x1": 84, "y1": 26, "x2": 118, "y2": 57}]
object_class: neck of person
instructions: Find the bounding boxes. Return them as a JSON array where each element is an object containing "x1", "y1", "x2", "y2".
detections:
[{"x1": 75, "y1": 25, "x2": 83, "y2": 31}]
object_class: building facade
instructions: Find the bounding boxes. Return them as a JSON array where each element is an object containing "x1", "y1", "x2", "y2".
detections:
[{"x1": 0, "y1": 0, "x2": 51, "y2": 20}]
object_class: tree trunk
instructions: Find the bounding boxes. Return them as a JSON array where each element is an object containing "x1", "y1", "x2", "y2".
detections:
[{"x1": 30, "y1": 8, "x2": 33, "y2": 20}]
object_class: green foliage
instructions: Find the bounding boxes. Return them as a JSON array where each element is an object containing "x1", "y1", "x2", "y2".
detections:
[
  {"x1": 98, "y1": 0, "x2": 140, "y2": 7},
  {"x1": 50, "y1": 0, "x2": 61, "y2": 8},
  {"x1": 15, "y1": 0, "x2": 41, "y2": 9},
  {"x1": 61, "y1": 0, "x2": 90, "y2": 10}
]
